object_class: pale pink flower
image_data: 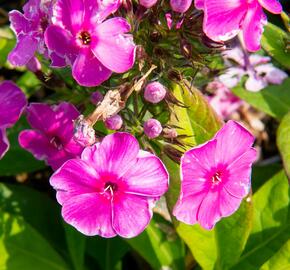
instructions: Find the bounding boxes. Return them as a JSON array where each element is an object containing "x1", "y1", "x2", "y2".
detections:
[
  {"x1": 45, "y1": 0, "x2": 136, "y2": 87},
  {"x1": 220, "y1": 47, "x2": 287, "y2": 92},
  {"x1": 50, "y1": 132, "x2": 169, "y2": 237},
  {"x1": 173, "y1": 120, "x2": 257, "y2": 229},
  {"x1": 0, "y1": 81, "x2": 27, "y2": 159},
  {"x1": 196, "y1": 0, "x2": 283, "y2": 52},
  {"x1": 19, "y1": 102, "x2": 84, "y2": 170}
]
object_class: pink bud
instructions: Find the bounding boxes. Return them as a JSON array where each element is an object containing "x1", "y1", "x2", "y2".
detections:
[
  {"x1": 105, "y1": 115, "x2": 123, "y2": 130},
  {"x1": 144, "y1": 82, "x2": 167, "y2": 104},
  {"x1": 163, "y1": 128, "x2": 178, "y2": 139},
  {"x1": 139, "y1": 0, "x2": 158, "y2": 8},
  {"x1": 144, "y1": 119, "x2": 162, "y2": 139},
  {"x1": 170, "y1": 0, "x2": 192, "y2": 13},
  {"x1": 90, "y1": 91, "x2": 103, "y2": 105}
]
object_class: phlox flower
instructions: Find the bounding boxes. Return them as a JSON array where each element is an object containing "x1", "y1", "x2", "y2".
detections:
[
  {"x1": 19, "y1": 102, "x2": 84, "y2": 170},
  {"x1": 50, "y1": 132, "x2": 169, "y2": 238},
  {"x1": 8, "y1": 0, "x2": 52, "y2": 66},
  {"x1": 220, "y1": 47, "x2": 288, "y2": 92},
  {"x1": 0, "y1": 81, "x2": 27, "y2": 159},
  {"x1": 45, "y1": 0, "x2": 136, "y2": 87},
  {"x1": 207, "y1": 81, "x2": 243, "y2": 119},
  {"x1": 195, "y1": 0, "x2": 283, "y2": 51},
  {"x1": 173, "y1": 120, "x2": 257, "y2": 230}
]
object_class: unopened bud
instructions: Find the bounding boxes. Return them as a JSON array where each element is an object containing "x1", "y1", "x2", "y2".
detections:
[
  {"x1": 170, "y1": 0, "x2": 192, "y2": 13},
  {"x1": 73, "y1": 115, "x2": 96, "y2": 147},
  {"x1": 144, "y1": 82, "x2": 167, "y2": 104},
  {"x1": 144, "y1": 119, "x2": 162, "y2": 139},
  {"x1": 90, "y1": 91, "x2": 103, "y2": 105},
  {"x1": 163, "y1": 128, "x2": 178, "y2": 139},
  {"x1": 139, "y1": 0, "x2": 158, "y2": 8},
  {"x1": 105, "y1": 114, "x2": 123, "y2": 130}
]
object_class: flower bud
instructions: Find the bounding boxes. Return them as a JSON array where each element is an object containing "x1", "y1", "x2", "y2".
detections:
[
  {"x1": 105, "y1": 114, "x2": 123, "y2": 130},
  {"x1": 144, "y1": 119, "x2": 162, "y2": 139},
  {"x1": 163, "y1": 127, "x2": 178, "y2": 139},
  {"x1": 144, "y1": 82, "x2": 167, "y2": 104},
  {"x1": 170, "y1": 0, "x2": 192, "y2": 13},
  {"x1": 139, "y1": 0, "x2": 158, "y2": 8},
  {"x1": 73, "y1": 115, "x2": 96, "y2": 147},
  {"x1": 90, "y1": 91, "x2": 103, "y2": 105}
]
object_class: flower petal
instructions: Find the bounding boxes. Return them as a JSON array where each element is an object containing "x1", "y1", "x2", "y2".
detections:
[
  {"x1": 9, "y1": 10, "x2": 32, "y2": 35},
  {"x1": 0, "y1": 129, "x2": 9, "y2": 159},
  {"x1": 203, "y1": 0, "x2": 247, "y2": 42},
  {"x1": 215, "y1": 120, "x2": 255, "y2": 166},
  {"x1": 94, "y1": 0, "x2": 121, "y2": 23},
  {"x1": 50, "y1": 159, "x2": 102, "y2": 204},
  {"x1": 258, "y1": 0, "x2": 282, "y2": 14},
  {"x1": 93, "y1": 18, "x2": 135, "y2": 73},
  {"x1": 61, "y1": 193, "x2": 116, "y2": 237},
  {"x1": 123, "y1": 151, "x2": 169, "y2": 197},
  {"x1": 195, "y1": 0, "x2": 204, "y2": 9},
  {"x1": 113, "y1": 193, "x2": 153, "y2": 238},
  {"x1": 8, "y1": 35, "x2": 38, "y2": 66},
  {"x1": 219, "y1": 188, "x2": 242, "y2": 218},
  {"x1": 72, "y1": 49, "x2": 112, "y2": 87},
  {"x1": 0, "y1": 81, "x2": 27, "y2": 128},
  {"x1": 242, "y1": 1, "x2": 267, "y2": 52},
  {"x1": 225, "y1": 148, "x2": 257, "y2": 198},
  {"x1": 245, "y1": 72, "x2": 267, "y2": 91}
]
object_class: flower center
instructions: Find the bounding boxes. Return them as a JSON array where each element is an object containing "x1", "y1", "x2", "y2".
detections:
[
  {"x1": 79, "y1": 31, "x2": 91, "y2": 45},
  {"x1": 211, "y1": 171, "x2": 222, "y2": 185},
  {"x1": 104, "y1": 182, "x2": 118, "y2": 195},
  {"x1": 50, "y1": 136, "x2": 63, "y2": 150}
]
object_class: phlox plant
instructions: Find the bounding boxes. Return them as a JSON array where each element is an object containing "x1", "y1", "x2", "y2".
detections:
[{"x1": 0, "y1": 0, "x2": 289, "y2": 270}]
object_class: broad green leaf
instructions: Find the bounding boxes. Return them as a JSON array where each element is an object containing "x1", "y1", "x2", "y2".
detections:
[
  {"x1": 277, "y1": 111, "x2": 290, "y2": 179},
  {"x1": 261, "y1": 23, "x2": 290, "y2": 70},
  {"x1": 0, "y1": 212, "x2": 69, "y2": 270},
  {"x1": 126, "y1": 217, "x2": 185, "y2": 270},
  {"x1": 0, "y1": 118, "x2": 46, "y2": 175},
  {"x1": 232, "y1": 170, "x2": 290, "y2": 269},
  {"x1": 232, "y1": 78, "x2": 290, "y2": 120},
  {"x1": 64, "y1": 225, "x2": 86, "y2": 270},
  {"x1": 86, "y1": 237, "x2": 129, "y2": 270}
]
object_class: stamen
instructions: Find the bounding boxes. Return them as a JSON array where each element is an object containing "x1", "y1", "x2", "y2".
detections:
[
  {"x1": 211, "y1": 171, "x2": 222, "y2": 184},
  {"x1": 79, "y1": 31, "x2": 91, "y2": 45},
  {"x1": 50, "y1": 136, "x2": 63, "y2": 150},
  {"x1": 104, "y1": 182, "x2": 118, "y2": 196}
]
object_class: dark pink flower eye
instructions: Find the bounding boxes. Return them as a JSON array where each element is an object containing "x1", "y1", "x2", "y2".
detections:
[{"x1": 79, "y1": 31, "x2": 91, "y2": 45}]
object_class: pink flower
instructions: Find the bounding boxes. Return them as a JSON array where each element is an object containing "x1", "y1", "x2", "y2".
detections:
[
  {"x1": 170, "y1": 0, "x2": 193, "y2": 13},
  {"x1": 0, "y1": 81, "x2": 27, "y2": 159},
  {"x1": 196, "y1": 0, "x2": 283, "y2": 52},
  {"x1": 19, "y1": 102, "x2": 84, "y2": 170},
  {"x1": 50, "y1": 132, "x2": 169, "y2": 238},
  {"x1": 144, "y1": 119, "x2": 162, "y2": 139},
  {"x1": 173, "y1": 121, "x2": 257, "y2": 229},
  {"x1": 207, "y1": 81, "x2": 243, "y2": 119},
  {"x1": 220, "y1": 47, "x2": 287, "y2": 92},
  {"x1": 45, "y1": 0, "x2": 136, "y2": 87},
  {"x1": 8, "y1": 0, "x2": 51, "y2": 66}
]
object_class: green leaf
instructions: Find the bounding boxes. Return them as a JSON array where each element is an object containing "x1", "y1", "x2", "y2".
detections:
[
  {"x1": 231, "y1": 170, "x2": 290, "y2": 269},
  {"x1": 261, "y1": 23, "x2": 290, "y2": 70},
  {"x1": 86, "y1": 237, "x2": 129, "y2": 270},
  {"x1": 126, "y1": 217, "x2": 185, "y2": 270},
  {"x1": 232, "y1": 78, "x2": 290, "y2": 120},
  {"x1": 0, "y1": 27, "x2": 15, "y2": 66},
  {"x1": 64, "y1": 225, "x2": 86, "y2": 270},
  {"x1": 0, "y1": 211, "x2": 69, "y2": 270},
  {"x1": 277, "y1": 111, "x2": 290, "y2": 179},
  {"x1": 0, "y1": 118, "x2": 46, "y2": 176}
]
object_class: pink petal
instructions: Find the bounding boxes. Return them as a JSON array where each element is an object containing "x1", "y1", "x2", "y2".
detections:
[
  {"x1": 0, "y1": 81, "x2": 27, "y2": 128},
  {"x1": 45, "y1": 25, "x2": 77, "y2": 63},
  {"x1": 93, "y1": 17, "x2": 136, "y2": 73},
  {"x1": 47, "y1": 150, "x2": 79, "y2": 171},
  {"x1": 203, "y1": 0, "x2": 247, "y2": 42},
  {"x1": 50, "y1": 159, "x2": 101, "y2": 204},
  {"x1": 219, "y1": 188, "x2": 242, "y2": 218},
  {"x1": 195, "y1": 0, "x2": 204, "y2": 9},
  {"x1": 242, "y1": 1, "x2": 267, "y2": 52},
  {"x1": 258, "y1": 0, "x2": 282, "y2": 14},
  {"x1": 50, "y1": 52, "x2": 67, "y2": 68},
  {"x1": 61, "y1": 193, "x2": 116, "y2": 237},
  {"x1": 72, "y1": 49, "x2": 112, "y2": 87},
  {"x1": 225, "y1": 148, "x2": 257, "y2": 198},
  {"x1": 113, "y1": 193, "x2": 154, "y2": 238},
  {"x1": 82, "y1": 133, "x2": 140, "y2": 176},
  {"x1": 9, "y1": 10, "x2": 32, "y2": 34},
  {"x1": 94, "y1": 0, "x2": 121, "y2": 23},
  {"x1": 18, "y1": 130, "x2": 55, "y2": 161},
  {"x1": 26, "y1": 57, "x2": 42, "y2": 72},
  {"x1": 170, "y1": 0, "x2": 193, "y2": 13},
  {"x1": 255, "y1": 64, "x2": 288, "y2": 85},
  {"x1": 122, "y1": 151, "x2": 169, "y2": 197},
  {"x1": 0, "y1": 129, "x2": 9, "y2": 159},
  {"x1": 8, "y1": 35, "x2": 38, "y2": 66},
  {"x1": 215, "y1": 120, "x2": 255, "y2": 166},
  {"x1": 245, "y1": 72, "x2": 267, "y2": 91},
  {"x1": 173, "y1": 192, "x2": 206, "y2": 224}
]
